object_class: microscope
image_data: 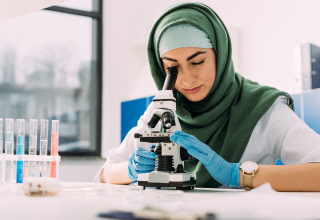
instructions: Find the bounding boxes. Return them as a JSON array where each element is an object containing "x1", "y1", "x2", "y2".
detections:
[{"x1": 134, "y1": 67, "x2": 196, "y2": 190}]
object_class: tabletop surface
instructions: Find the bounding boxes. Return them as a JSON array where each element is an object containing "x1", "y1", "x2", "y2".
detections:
[{"x1": 1, "y1": 181, "x2": 320, "y2": 220}]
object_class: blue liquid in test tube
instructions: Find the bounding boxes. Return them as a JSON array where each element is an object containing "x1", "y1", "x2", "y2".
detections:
[
  {"x1": 5, "y1": 118, "x2": 14, "y2": 183},
  {"x1": 16, "y1": 119, "x2": 25, "y2": 183}
]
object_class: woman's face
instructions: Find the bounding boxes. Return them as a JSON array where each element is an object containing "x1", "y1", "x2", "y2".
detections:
[{"x1": 161, "y1": 47, "x2": 216, "y2": 102}]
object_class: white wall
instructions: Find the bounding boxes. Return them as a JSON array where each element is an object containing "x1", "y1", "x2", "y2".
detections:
[
  {"x1": 0, "y1": 0, "x2": 67, "y2": 22},
  {"x1": 102, "y1": 0, "x2": 320, "y2": 157}
]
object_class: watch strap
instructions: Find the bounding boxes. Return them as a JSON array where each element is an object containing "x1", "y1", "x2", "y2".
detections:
[{"x1": 243, "y1": 173, "x2": 253, "y2": 191}]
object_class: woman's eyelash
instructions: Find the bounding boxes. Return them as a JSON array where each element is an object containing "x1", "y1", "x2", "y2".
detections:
[
  {"x1": 166, "y1": 60, "x2": 204, "y2": 69},
  {"x1": 166, "y1": 66, "x2": 180, "y2": 69},
  {"x1": 192, "y1": 60, "x2": 204, "y2": 65}
]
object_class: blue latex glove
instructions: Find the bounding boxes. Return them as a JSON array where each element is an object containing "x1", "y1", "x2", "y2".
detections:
[
  {"x1": 128, "y1": 146, "x2": 156, "y2": 181},
  {"x1": 170, "y1": 131, "x2": 240, "y2": 188}
]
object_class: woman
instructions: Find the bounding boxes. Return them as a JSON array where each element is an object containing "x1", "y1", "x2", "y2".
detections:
[{"x1": 95, "y1": 2, "x2": 320, "y2": 191}]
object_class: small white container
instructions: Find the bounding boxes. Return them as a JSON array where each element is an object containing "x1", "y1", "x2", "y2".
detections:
[{"x1": 22, "y1": 177, "x2": 61, "y2": 196}]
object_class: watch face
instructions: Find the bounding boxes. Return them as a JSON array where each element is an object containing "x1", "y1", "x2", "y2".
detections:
[{"x1": 240, "y1": 161, "x2": 258, "y2": 172}]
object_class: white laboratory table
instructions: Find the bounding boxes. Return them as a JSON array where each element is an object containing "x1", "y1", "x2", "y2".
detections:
[{"x1": 1, "y1": 181, "x2": 320, "y2": 220}]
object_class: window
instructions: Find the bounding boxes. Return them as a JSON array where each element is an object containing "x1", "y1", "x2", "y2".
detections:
[
  {"x1": 57, "y1": 0, "x2": 100, "y2": 12},
  {"x1": 0, "y1": 0, "x2": 103, "y2": 156}
]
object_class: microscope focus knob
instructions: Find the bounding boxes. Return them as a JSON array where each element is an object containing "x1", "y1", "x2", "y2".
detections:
[
  {"x1": 162, "y1": 111, "x2": 175, "y2": 129},
  {"x1": 134, "y1": 133, "x2": 142, "y2": 138},
  {"x1": 154, "y1": 144, "x2": 162, "y2": 155},
  {"x1": 180, "y1": 147, "x2": 192, "y2": 161}
]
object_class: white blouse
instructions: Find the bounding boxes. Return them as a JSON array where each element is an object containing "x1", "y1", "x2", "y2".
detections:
[{"x1": 94, "y1": 96, "x2": 320, "y2": 183}]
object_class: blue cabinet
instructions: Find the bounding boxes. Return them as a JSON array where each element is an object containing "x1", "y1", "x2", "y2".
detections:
[
  {"x1": 121, "y1": 96, "x2": 154, "y2": 142},
  {"x1": 303, "y1": 90, "x2": 320, "y2": 135},
  {"x1": 291, "y1": 94, "x2": 302, "y2": 119}
]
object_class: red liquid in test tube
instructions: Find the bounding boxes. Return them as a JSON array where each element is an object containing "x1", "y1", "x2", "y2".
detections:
[
  {"x1": 50, "y1": 120, "x2": 59, "y2": 178},
  {"x1": 24, "y1": 167, "x2": 28, "y2": 178}
]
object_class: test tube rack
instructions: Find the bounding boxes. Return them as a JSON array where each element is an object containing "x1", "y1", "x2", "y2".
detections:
[{"x1": 0, "y1": 154, "x2": 61, "y2": 184}]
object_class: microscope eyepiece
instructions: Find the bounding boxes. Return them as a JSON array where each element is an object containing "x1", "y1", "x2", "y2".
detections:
[{"x1": 162, "y1": 67, "x2": 178, "y2": 91}]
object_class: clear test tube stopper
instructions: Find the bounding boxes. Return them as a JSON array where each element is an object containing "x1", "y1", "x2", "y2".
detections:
[
  {"x1": 27, "y1": 119, "x2": 38, "y2": 178},
  {"x1": 5, "y1": 118, "x2": 14, "y2": 183},
  {"x1": 0, "y1": 118, "x2": 3, "y2": 183},
  {"x1": 39, "y1": 119, "x2": 48, "y2": 177}
]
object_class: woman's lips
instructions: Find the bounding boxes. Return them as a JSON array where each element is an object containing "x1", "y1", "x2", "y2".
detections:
[{"x1": 184, "y1": 85, "x2": 202, "y2": 94}]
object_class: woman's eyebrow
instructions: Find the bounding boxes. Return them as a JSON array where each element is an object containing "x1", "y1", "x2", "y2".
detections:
[
  {"x1": 161, "y1": 56, "x2": 178, "y2": 62},
  {"x1": 161, "y1": 51, "x2": 207, "y2": 62},
  {"x1": 187, "y1": 51, "x2": 206, "y2": 61}
]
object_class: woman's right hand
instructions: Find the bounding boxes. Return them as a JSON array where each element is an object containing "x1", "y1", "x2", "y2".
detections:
[{"x1": 128, "y1": 146, "x2": 156, "y2": 180}]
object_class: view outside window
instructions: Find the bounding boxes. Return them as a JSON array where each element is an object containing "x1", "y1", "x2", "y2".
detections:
[
  {"x1": 57, "y1": 0, "x2": 99, "y2": 11},
  {"x1": 0, "y1": 2, "x2": 101, "y2": 155}
]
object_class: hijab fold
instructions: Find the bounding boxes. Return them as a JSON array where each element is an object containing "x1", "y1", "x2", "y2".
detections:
[{"x1": 147, "y1": 2, "x2": 294, "y2": 188}]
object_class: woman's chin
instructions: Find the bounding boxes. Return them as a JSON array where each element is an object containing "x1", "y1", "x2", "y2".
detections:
[{"x1": 184, "y1": 93, "x2": 206, "y2": 102}]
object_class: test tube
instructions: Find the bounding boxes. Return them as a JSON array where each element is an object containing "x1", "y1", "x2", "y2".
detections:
[
  {"x1": 5, "y1": 118, "x2": 14, "y2": 183},
  {"x1": 50, "y1": 120, "x2": 59, "y2": 178},
  {"x1": 16, "y1": 119, "x2": 25, "y2": 183},
  {"x1": 39, "y1": 119, "x2": 48, "y2": 177},
  {"x1": 27, "y1": 119, "x2": 38, "y2": 177},
  {"x1": 0, "y1": 118, "x2": 3, "y2": 182}
]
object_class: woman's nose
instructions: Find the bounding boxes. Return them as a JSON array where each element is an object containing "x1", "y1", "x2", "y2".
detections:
[{"x1": 181, "y1": 68, "x2": 197, "y2": 87}]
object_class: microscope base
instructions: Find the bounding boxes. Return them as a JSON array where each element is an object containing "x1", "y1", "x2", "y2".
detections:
[
  {"x1": 138, "y1": 180, "x2": 195, "y2": 190},
  {"x1": 137, "y1": 172, "x2": 196, "y2": 190}
]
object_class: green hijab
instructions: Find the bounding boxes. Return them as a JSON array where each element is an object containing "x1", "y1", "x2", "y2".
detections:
[{"x1": 147, "y1": 2, "x2": 294, "y2": 188}]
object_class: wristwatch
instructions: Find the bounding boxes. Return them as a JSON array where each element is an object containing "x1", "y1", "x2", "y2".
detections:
[{"x1": 239, "y1": 161, "x2": 259, "y2": 191}]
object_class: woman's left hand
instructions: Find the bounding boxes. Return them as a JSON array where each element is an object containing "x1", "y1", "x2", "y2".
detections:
[{"x1": 170, "y1": 131, "x2": 241, "y2": 187}]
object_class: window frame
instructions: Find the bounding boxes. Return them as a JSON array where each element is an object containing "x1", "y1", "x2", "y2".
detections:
[{"x1": 43, "y1": 1, "x2": 103, "y2": 157}]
